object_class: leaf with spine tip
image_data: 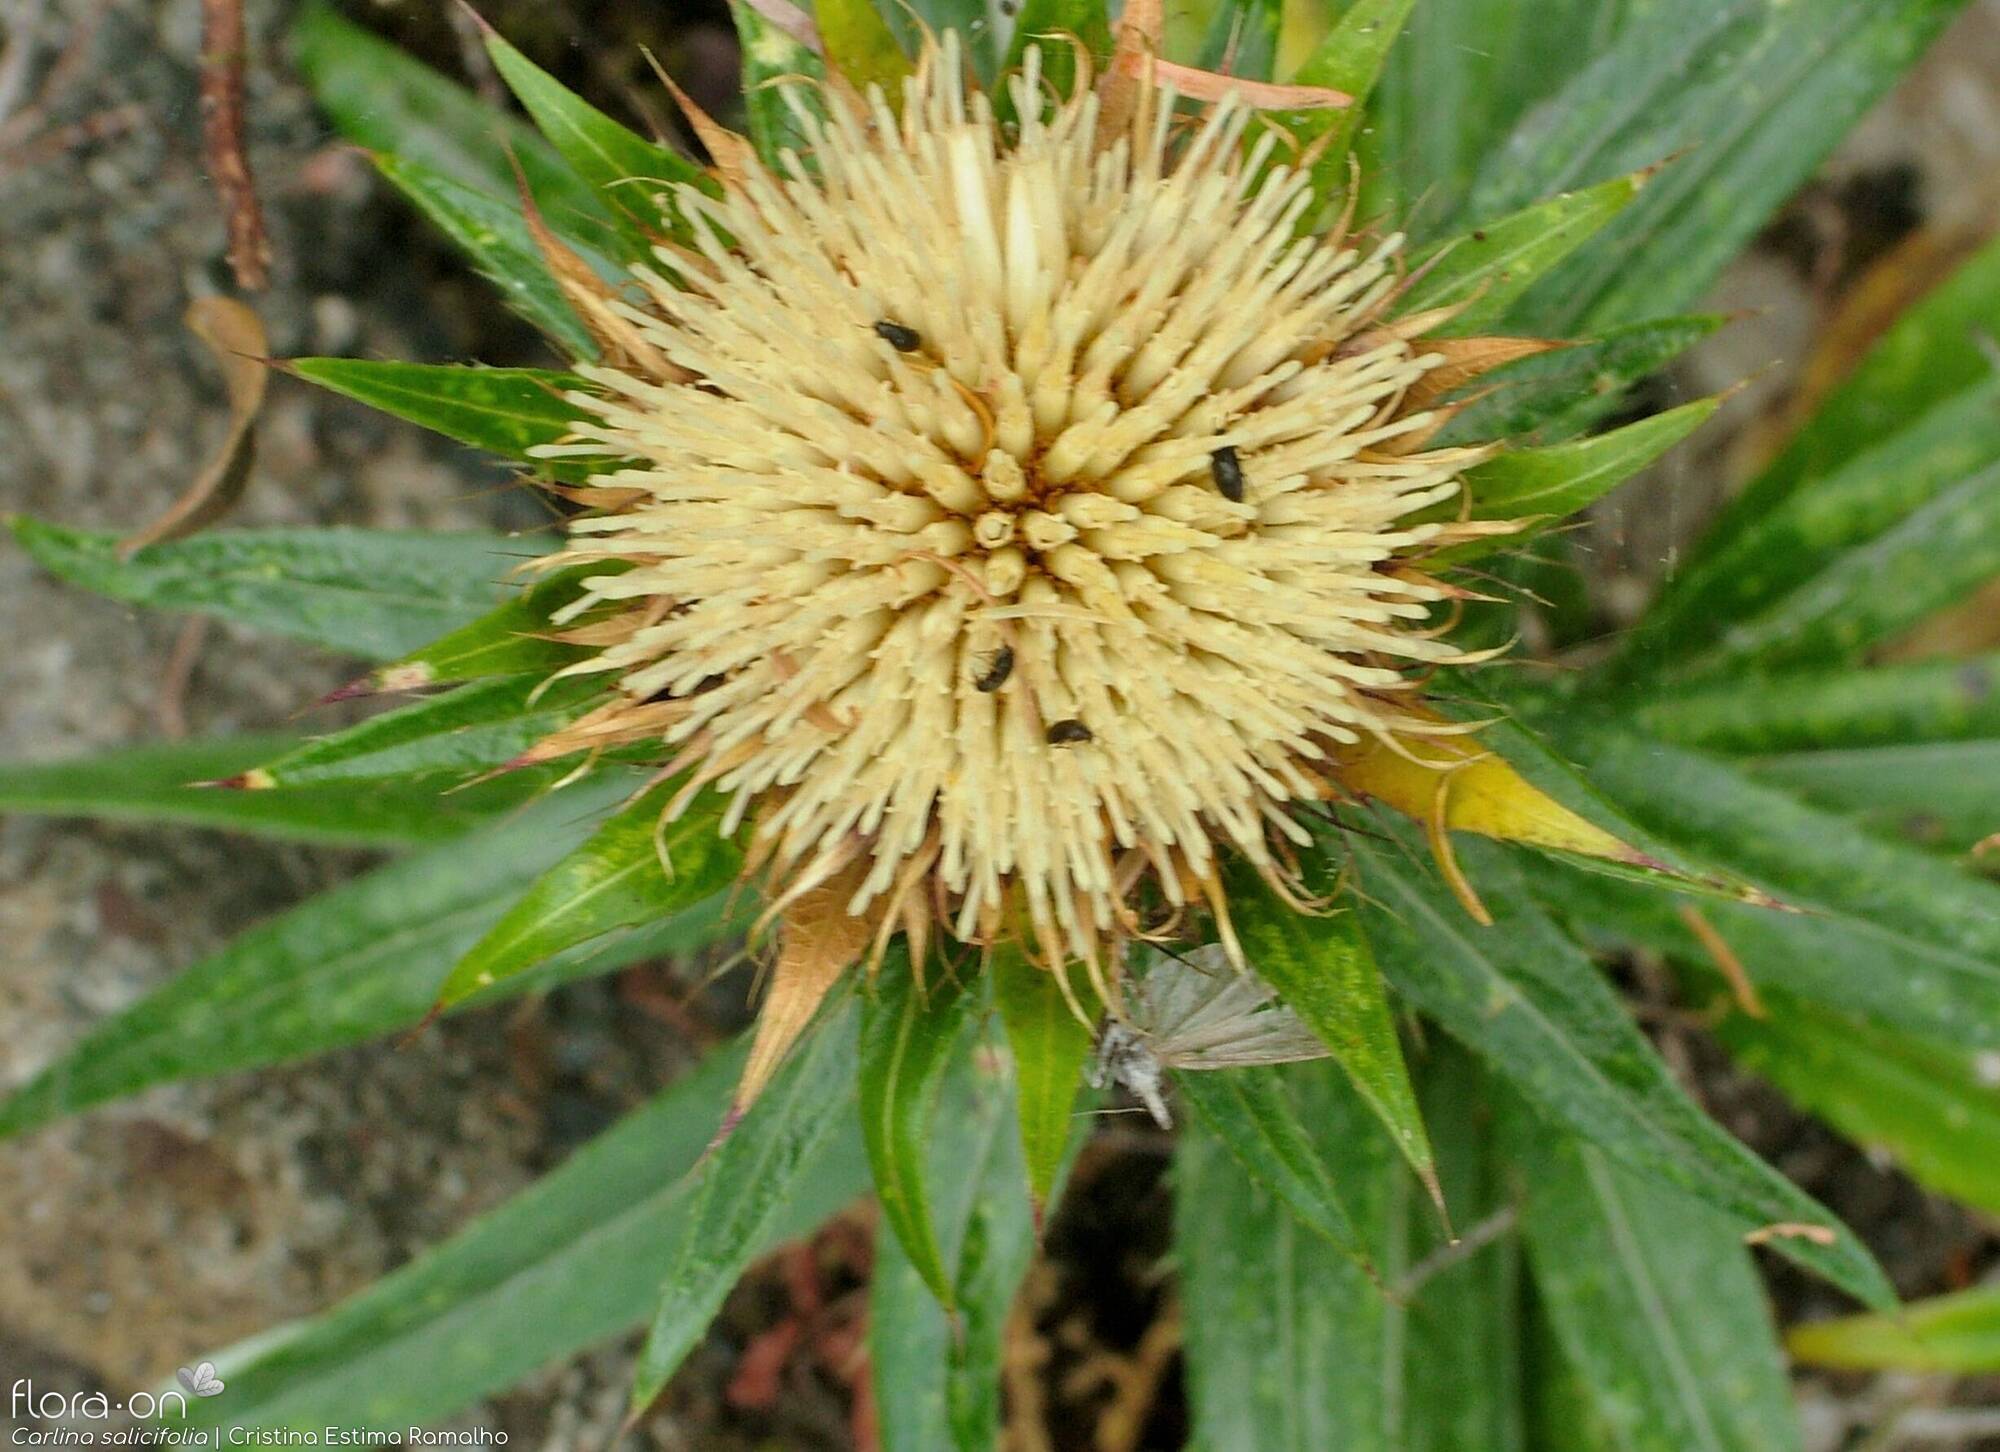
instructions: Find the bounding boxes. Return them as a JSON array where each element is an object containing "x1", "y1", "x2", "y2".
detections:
[
  {"x1": 1790, "y1": 1286, "x2": 2000, "y2": 1375},
  {"x1": 990, "y1": 941, "x2": 1098, "y2": 1215},
  {"x1": 1350, "y1": 827, "x2": 1893, "y2": 1309},
  {"x1": 237, "y1": 673, "x2": 606, "y2": 791},
  {"x1": 1439, "y1": 313, "x2": 1727, "y2": 449},
  {"x1": 1505, "y1": 1109, "x2": 1804, "y2": 1452},
  {"x1": 0, "y1": 734, "x2": 546, "y2": 848},
  {"x1": 859, "y1": 948, "x2": 977, "y2": 1310},
  {"x1": 0, "y1": 774, "x2": 732, "y2": 1142},
  {"x1": 8, "y1": 517, "x2": 546, "y2": 661},
  {"x1": 627, "y1": 988, "x2": 863, "y2": 1416},
  {"x1": 284, "y1": 359, "x2": 602, "y2": 480},
  {"x1": 372, "y1": 155, "x2": 599, "y2": 359},
  {"x1": 731, "y1": 0, "x2": 831, "y2": 167},
  {"x1": 482, "y1": 30, "x2": 707, "y2": 258},
  {"x1": 1436, "y1": 396, "x2": 1717, "y2": 562},
  {"x1": 1401, "y1": 170, "x2": 1649, "y2": 336},
  {"x1": 163, "y1": 1034, "x2": 866, "y2": 1437},
  {"x1": 435, "y1": 778, "x2": 742, "y2": 1011},
  {"x1": 1223, "y1": 861, "x2": 1436, "y2": 1196},
  {"x1": 816, "y1": 0, "x2": 913, "y2": 102},
  {"x1": 332, "y1": 561, "x2": 623, "y2": 699},
  {"x1": 1328, "y1": 718, "x2": 1644, "y2": 867},
  {"x1": 1415, "y1": 690, "x2": 1793, "y2": 913}
]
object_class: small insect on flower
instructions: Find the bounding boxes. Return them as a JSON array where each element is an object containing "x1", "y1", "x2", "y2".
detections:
[
  {"x1": 1210, "y1": 445, "x2": 1245, "y2": 503},
  {"x1": 1046, "y1": 718, "x2": 1094, "y2": 745},
  {"x1": 974, "y1": 644, "x2": 1015, "y2": 693},
  {"x1": 872, "y1": 319, "x2": 923, "y2": 352},
  {"x1": 1090, "y1": 948, "x2": 1330, "y2": 1128}
]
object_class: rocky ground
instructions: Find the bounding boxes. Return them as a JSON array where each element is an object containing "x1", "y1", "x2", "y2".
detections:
[{"x1": 1, "y1": 2, "x2": 1997, "y2": 1448}]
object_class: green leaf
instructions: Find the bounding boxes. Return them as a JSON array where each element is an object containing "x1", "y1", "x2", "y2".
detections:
[
  {"x1": 286, "y1": 359, "x2": 599, "y2": 478},
  {"x1": 990, "y1": 942, "x2": 1097, "y2": 1212},
  {"x1": 730, "y1": 0, "x2": 831, "y2": 167},
  {"x1": 166, "y1": 1037, "x2": 868, "y2": 1435},
  {"x1": 292, "y1": 2, "x2": 607, "y2": 234},
  {"x1": 0, "y1": 735, "x2": 542, "y2": 847},
  {"x1": 871, "y1": 1034, "x2": 1041, "y2": 1452},
  {"x1": 0, "y1": 777, "x2": 730, "y2": 1141},
  {"x1": 1178, "y1": 1048, "x2": 1527, "y2": 1452},
  {"x1": 1399, "y1": 1040, "x2": 1527, "y2": 1452},
  {"x1": 246, "y1": 674, "x2": 604, "y2": 790},
  {"x1": 1439, "y1": 314, "x2": 1728, "y2": 449},
  {"x1": 1171, "y1": 1065, "x2": 1366, "y2": 1261},
  {"x1": 858, "y1": 952, "x2": 976, "y2": 1309},
  {"x1": 353, "y1": 562, "x2": 619, "y2": 693},
  {"x1": 1693, "y1": 203, "x2": 2000, "y2": 566},
  {"x1": 1175, "y1": 1061, "x2": 1409, "y2": 1452},
  {"x1": 1625, "y1": 373, "x2": 2000, "y2": 680},
  {"x1": 1704, "y1": 986, "x2": 2000, "y2": 1217},
  {"x1": 628, "y1": 990, "x2": 864, "y2": 1411},
  {"x1": 876, "y1": 0, "x2": 1000, "y2": 83},
  {"x1": 1196, "y1": 0, "x2": 1282, "y2": 81},
  {"x1": 1527, "y1": 722, "x2": 2000, "y2": 1049},
  {"x1": 1000, "y1": 0, "x2": 1111, "y2": 110},
  {"x1": 435, "y1": 780, "x2": 743, "y2": 1010},
  {"x1": 1350, "y1": 828, "x2": 1891, "y2": 1306},
  {"x1": 1635, "y1": 654, "x2": 2000, "y2": 753},
  {"x1": 1362, "y1": 0, "x2": 1617, "y2": 233},
  {"x1": 1401, "y1": 172, "x2": 1646, "y2": 336},
  {"x1": 1280, "y1": 0, "x2": 1417, "y2": 203},
  {"x1": 1444, "y1": 396, "x2": 1717, "y2": 558},
  {"x1": 818, "y1": 0, "x2": 914, "y2": 99},
  {"x1": 1791, "y1": 1286, "x2": 2000, "y2": 1374},
  {"x1": 9, "y1": 518, "x2": 546, "y2": 661},
  {"x1": 1509, "y1": 1120, "x2": 1802, "y2": 1452},
  {"x1": 1748, "y1": 740, "x2": 2000, "y2": 852},
  {"x1": 484, "y1": 31, "x2": 708, "y2": 259},
  {"x1": 1227, "y1": 863, "x2": 1435, "y2": 1187},
  {"x1": 1469, "y1": 0, "x2": 1970, "y2": 335},
  {"x1": 373, "y1": 154, "x2": 597, "y2": 358}
]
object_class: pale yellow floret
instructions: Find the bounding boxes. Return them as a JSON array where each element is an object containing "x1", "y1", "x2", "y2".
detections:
[{"x1": 531, "y1": 36, "x2": 1487, "y2": 965}]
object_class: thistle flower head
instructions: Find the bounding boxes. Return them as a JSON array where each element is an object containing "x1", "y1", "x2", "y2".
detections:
[{"x1": 533, "y1": 36, "x2": 1510, "y2": 985}]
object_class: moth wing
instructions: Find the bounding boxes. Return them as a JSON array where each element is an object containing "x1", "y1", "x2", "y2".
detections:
[{"x1": 1139, "y1": 951, "x2": 1330, "y2": 1070}]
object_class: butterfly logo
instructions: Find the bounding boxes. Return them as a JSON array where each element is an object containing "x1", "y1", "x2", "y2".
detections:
[{"x1": 175, "y1": 1362, "x2": 225, "y2": 1398}]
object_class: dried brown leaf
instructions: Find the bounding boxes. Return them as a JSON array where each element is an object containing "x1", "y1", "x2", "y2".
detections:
[{"x1": 119, "y1": 296, "x2": 268, "y2": 558}]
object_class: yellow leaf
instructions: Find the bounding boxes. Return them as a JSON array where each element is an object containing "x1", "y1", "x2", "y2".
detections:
[{"x1": 1331, "y1": 727, "x2": 1640, "y2": 863}]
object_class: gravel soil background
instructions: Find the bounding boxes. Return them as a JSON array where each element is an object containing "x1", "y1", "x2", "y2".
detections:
[{"x1": 2, "y1": 2, "x2": 1998, "y2": 1448}]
